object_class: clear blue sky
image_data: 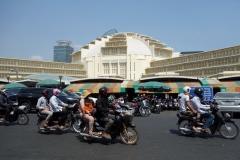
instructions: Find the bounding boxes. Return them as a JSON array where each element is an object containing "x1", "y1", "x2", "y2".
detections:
[{"x1": 0, "y1": 0, "x2": 239, "y2": 62}]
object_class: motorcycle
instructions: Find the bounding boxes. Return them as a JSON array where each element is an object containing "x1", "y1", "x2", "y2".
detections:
[
  {"x1": 0, "y1": 101, "x2": 29, "y2": 125},
  {"x1": 177, "y1": 102, "x2": 239, "y2": 139},
  {"x1": 162, "y1": 99, "x2": 168, "y2": 110},
  {"x1": 37, "y1": 103, "x2": 81, "y2": 133},
  {"x1": 151, "y1": 96, "x2": 161, "y2": 114},
  {"x1": 172, "y1": 99, "x2": 179, "y2": 110},
  {"x1": 79, "y1": 106, "x2": 139, "y2": 145}
]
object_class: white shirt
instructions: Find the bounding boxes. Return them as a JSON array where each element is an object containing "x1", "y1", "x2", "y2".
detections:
[
  {"x1": 49, "y1": 95, "x2": 67, "y2": 112},
  {"x1": 191, "y1": 96, "x2": 210, "y2": 114},
  {"x1": 179, "y1": 93, "x2": 190, "y2": 112},
  {"x1": 36, "y1": 96, "x2": 49, "y2": 110}
]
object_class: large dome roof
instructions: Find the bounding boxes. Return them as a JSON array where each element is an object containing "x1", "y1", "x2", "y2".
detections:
[{"x1": 127, "y1": 38, "x2": 151, "y2": 55}]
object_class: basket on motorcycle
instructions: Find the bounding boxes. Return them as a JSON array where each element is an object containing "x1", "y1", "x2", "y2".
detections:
[{"x1": 123, "y1": 113, "x2": 134, "y2": 123}]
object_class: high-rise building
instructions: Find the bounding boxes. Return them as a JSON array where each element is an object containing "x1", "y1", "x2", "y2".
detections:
[{"x1": 54, "y1": 40, "x2": 74, "y2": 63}]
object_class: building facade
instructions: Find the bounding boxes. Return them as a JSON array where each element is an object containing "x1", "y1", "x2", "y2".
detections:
[
  {"x1": 72, "y1": 32, "x2": 174, "y2": 80},
  {"x1": 143, "y1": 45, "x2": 240, "y2": 78},
  {"x1": 54, "y1": 40, "x2": 74, "y2": 63},
  {"x1": 0, "y1": 57, "x2": 87, "y2": 80}
]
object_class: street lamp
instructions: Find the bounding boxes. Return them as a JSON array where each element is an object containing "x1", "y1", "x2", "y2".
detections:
[
  {"x1": 58, "y1": 75, "x2": 63, "y2": 89},
  {"x1": 10, "y1": 69, "x2": 18, "y2": 81},
  {"x1": 6, "y1": 75, "x2": 10, "y2": 83}
]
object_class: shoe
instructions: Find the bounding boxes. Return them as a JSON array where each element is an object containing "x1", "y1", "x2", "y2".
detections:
[
  {"x1": 3, "y1": 119, "x2": 10, "y2": 124},
  {"x1": 102, "y1": 133, "x2": 111, "y2": 139}
]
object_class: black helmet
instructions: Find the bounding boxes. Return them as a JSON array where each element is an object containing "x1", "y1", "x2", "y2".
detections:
[
  {"x1": 194, "y1": 88, "x2": 203, "y2": 98},
  {"x1": 99, "y1": 86, "x2": 108, "y2": 96},
  {"x1": 42, "y1": 89, "x2": 49, "y2": 96}
]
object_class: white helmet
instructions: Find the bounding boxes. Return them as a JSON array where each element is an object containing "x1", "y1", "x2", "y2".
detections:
[{"x1": 183, "y1": 86, "x2": 191, "y2": 93}]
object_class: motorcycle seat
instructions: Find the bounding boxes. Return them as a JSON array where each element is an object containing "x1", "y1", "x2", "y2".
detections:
[{"x1": 177, "y1": 112, "x2": 193, "y2": 120}]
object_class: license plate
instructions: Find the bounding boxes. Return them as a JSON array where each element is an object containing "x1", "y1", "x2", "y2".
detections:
[{"x1": 222, "y1": 102, "x2": 234, "y2": 105}]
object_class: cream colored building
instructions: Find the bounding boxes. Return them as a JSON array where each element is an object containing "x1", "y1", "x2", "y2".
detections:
[
  {"x1": 143, "y1": 45, "x2": 240, "y2": 79},
  {"x1": 72, "y1": 32, "x2": 174, "y2": 80},
  {"x1": 0, "y1": 57, "x2": 87, "y2": 81}
]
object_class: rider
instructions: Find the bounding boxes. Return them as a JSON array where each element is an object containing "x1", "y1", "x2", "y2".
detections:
[
  {"x1": 36, "y1": 89, "x2": 53, "y2": 129},
  {"x1": 79, "y1": 90, "x2": 94, "y2": 136},
  {"x1": 49, "y1": 89, "x2": 68, "y2": 130},
  {"x1": 179, "y1": 86, "x2": 199, "y2": 132},
  {"x1": 96, "y1": 86, "x2": 115, "y2": 139},
  {"x1": 0, "y1": 89, "x2": 10, "y2": 123},
  {"x1": 191, "y1": 87, "x2": 215, "y2": 134}
]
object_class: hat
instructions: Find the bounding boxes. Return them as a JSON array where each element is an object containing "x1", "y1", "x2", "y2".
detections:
[
  {"x1": 2, "y1": 89, "x2": 8, "y2": 92},
  {"x1": 82, "y1": 90, "x2": 91, "y2": 99}
]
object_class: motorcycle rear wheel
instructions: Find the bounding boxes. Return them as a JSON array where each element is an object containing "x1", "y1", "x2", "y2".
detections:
[
  {"x1": 120, "y1": 126, "x2": 139, "y2": 145},
  {"x1": 17, "y1": 113, "x2": 29, "y2": 125},
  {"x1": 72, "y1": 119, "x2": 81, "y2": 133},
  {"x1": 178, "y1": 120, "x2": 194, "y2": 136},
  {"x1": 38, "y1": 120, "x2": 51, "y2": 134},
  {"x1": 219, "y1": 122, "x2": 239, "y2": 139}
]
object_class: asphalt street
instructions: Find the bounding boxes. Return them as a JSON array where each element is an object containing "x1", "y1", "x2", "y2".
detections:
[{"x1": 0, "y1": 111, "x2": 240, "y2": 160}]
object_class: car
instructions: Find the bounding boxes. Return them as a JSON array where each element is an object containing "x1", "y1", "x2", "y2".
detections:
[
  {"x1": 7, "y1": 88, "x2": 79, "y2": 113},
  {"x1": 63, "y1": 91, "x2": 81, "y2": 100},
  {"x1": 213, "y1": 92, "x2": 240, "y2": 113},
  {"x1": 74, "y1": 92, "x2": 82, "y2": 97}
]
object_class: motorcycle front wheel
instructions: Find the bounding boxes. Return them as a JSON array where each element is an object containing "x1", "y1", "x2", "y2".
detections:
[
  {"x1": 178, "y1": 120, "x2": 194, "y2": 136},
  {"x1": 80, "y1": 123, "x2": 96, "y2": 142},
  {"x1": 219, "y1": 122, "x2": 239, "y2": 139},
  {"x1": 139, "y1": 107, "x2": 148, "y2": 117},
  {"x1": 17, "y1": 113, "x2": 29, "y2": 125},
  {"x1": 120, "y1": 126, "x2": 139, "y2": 145},
  {"x1": 38, "y1": 120, "x2": 51, "y2": 134}
]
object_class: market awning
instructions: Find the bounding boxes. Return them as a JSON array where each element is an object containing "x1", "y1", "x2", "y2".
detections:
[
  {"x1": 163, "y1": 81, "x2": 202, "y2": 93},
  {"x1": 219, "y1": 81, "x2": 240, "y2": 92},
  {"x1": 64, "y1": 82, "x2": 125, "y2": 93},
  {"x1": 121, "y1": 80, "x2": 140, "y2": 89},
  {"x1": 198, "y1": 78, "x2": 224, "y2": 87}
]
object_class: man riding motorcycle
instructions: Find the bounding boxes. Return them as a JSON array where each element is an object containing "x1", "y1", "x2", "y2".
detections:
[
  {"x1": 95, "y1": 86, "x2": 115, "y2": 139},
  {"x1": 49, "y1": 89, "x2": 68, "y2": 130},
  {"x1": 179, "y1": 86, "x2": 199, "y2": 132},
  {"x1": 0, "y1": 89, "x2": 10, "y2": 123},
  {"x1": 191, "y1": 87, "x2": 215, "y2": 134}
]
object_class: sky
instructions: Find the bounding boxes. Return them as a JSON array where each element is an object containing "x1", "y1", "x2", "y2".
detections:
[{"x1": 0, "y1": 0, "x2": 239, "y2": 62}]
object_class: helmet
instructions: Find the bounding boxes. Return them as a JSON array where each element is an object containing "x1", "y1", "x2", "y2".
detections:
[
  {"x1": 42, "y1": 89, "x2": 49, "y2": 96},
  {"x1": 53, "y1": 89, "x2": 61, "y2": 96},
  {"x1": 99, "y1": 86, "x2": 108, "y2": 96},
  {"x1": 1, "y1": 89, "x2": 8, "y2": 95},
  {"x1": 194, "y1": 87, "x2": 203, "y2": 98},
  {"x1": 183, "y1": 86, "x2": 191, "y2": 93}
]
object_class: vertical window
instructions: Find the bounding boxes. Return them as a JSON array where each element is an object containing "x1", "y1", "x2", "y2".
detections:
[
  {"x1": 112, "y1": 48, "x2": 118, "y2": 53},
  {"x1": 120, "y1": 69, "x2": 126, "y2": 74},
  {"x1": 111, "y1": 63, "x2": 117, "y2": 68},
  {"x1": 120, "y1": 63, "x2": 126, "y2": 68},
  {"x1": 112, "y1": 69, "x2": 118, "y2": 74},
  {"x1": 103, "y1": 63, "x2": 109, "y2": 68}
]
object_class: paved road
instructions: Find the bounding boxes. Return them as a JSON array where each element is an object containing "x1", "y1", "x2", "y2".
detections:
[{"x1": 0, "y1": 111, "x2": 240, "y2": 160}]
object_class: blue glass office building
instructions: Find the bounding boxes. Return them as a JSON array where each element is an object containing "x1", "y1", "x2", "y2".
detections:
[{"x1": 54, "y1": 40, "x2": 74, "y2": 63}]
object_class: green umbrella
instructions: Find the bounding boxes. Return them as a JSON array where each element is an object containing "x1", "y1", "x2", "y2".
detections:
[
  {"x1": 138, "y1": 81, "x2": 172, "y2": 92},
  {"x1": 36, "y1": 79, "x2": 60, "y2": 87},
  {"x1": 2, "y1": 83, "x2": 27, "y2": 89}
]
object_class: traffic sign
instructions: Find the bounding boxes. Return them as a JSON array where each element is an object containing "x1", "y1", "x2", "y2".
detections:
[{"x1": 190, "y1": 86, "x2": 213, "y2": 101}]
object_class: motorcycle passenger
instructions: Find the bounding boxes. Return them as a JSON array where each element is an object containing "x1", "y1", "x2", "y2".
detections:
[
  {"x1": 49, "y1": 89, "x2": 68, "y2": 130},
  {"x1": 0, "y1": 89, "x2": 10, "y2": 123},
  {"x1": 79, "y1": 90, "x2": 94, "y2": 136},
  {"x1": 96, "y1": 86, "x2": 115, "y2": 139},
  {"x1": 179, "y1": 86, "x2": 199, "y2": 132},
  {"x1": 36, "y1": 89, "x2": 53, "y2": 129},
  {"x1": 191, "y1": 87, "x2": 214, "y2": 134}
]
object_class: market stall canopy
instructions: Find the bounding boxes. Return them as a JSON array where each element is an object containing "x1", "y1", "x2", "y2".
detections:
[
  {"x1": 36, "y1": 79, "x2": 60, "y2": 87},
  {"x1": 138, "y1": 81, "x2": 172, "y2": 92},
  {"x1": 2, "y1": 83, "x2": 27, "y2": 89}
]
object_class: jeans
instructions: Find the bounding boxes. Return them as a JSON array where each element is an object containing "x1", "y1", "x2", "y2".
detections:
[
  {"x1": 201, "y1": 113, "x2": 215, "y2": 129},
  {"x1": 102, "y1": 114, "x2": 115, "y2": 133}
]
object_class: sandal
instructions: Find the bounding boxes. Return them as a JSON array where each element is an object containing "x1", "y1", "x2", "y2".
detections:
[
  {"x1": 191, "y1": 126, "x2": 198, "y2": 132},
  {"x1": 201, "y1": 128, "x2": 211, "y2": 134},
  {"x1": 89, "y1": 131, "x2": 93, "y2": 136},
  {"x1": 43, "y1": 123, "x2": 50, "y2": 129}
]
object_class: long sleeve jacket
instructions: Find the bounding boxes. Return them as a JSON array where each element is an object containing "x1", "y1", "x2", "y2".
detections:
[
  {"x1": 96, "y1": 96, "x2": 110, "y2": 118},
  {"x1": 0, "y1": 94, "x2": 8, "y2": 108},
  {"x1": 36, "y1": 96, "x2": 49, "y2": 110},
  {"x1": 49, "y1": 95, "x2": 67, "y2": 112},
  {"x1": 191, "y1": 96, "x2": 210, "y2": 114}
]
